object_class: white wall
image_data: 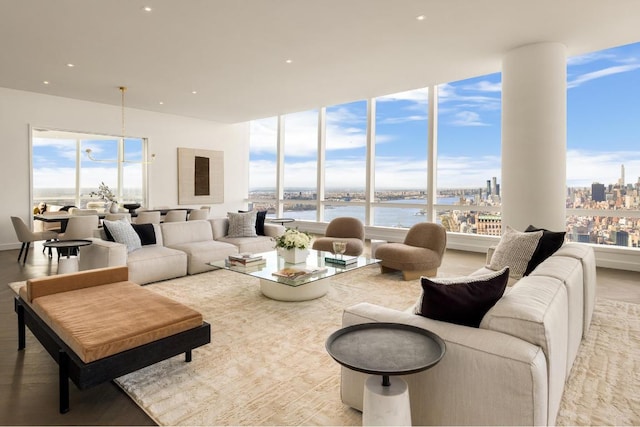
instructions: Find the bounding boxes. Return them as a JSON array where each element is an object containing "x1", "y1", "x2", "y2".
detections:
[{"x1": 0, "y1": 87, "x2": 249, "y2": 250}]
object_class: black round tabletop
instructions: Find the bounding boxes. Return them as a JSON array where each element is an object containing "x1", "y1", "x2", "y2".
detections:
[
  {"x1": 43, "y1": 239, "x2": 93, "y2": 249},
  {"x1": 326, "y1": 322, "x2": 446, "y2": 376}
]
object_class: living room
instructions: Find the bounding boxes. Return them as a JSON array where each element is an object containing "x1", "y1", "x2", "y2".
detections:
[{"x1": 2, "y1": 1, "x2": 640, "y2": 425}]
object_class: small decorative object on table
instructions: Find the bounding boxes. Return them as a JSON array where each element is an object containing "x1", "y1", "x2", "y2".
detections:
[
  {"x1": 123, "y1": 203, "x2": 141, "y2": 214},
  {"x1": 274, "y1": 228, "x2": 312, "y2": 264},
  {"x1": 89, "y1": 182, "x2": 118, "y2": 211}
]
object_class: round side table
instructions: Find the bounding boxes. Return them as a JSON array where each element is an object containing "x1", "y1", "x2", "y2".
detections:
[
  {"x1": 43, "y1": 240, "x2": 93, "y2": 274},
  {"x1": 326, "y1": 322, "x2": 446, "y2": 426}
]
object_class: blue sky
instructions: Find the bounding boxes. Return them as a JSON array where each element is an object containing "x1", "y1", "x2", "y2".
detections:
[{"x1": 250, "y1": 41, "x2": 640, "y2": 191}]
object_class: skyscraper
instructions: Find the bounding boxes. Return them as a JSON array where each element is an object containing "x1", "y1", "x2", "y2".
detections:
[
  {"x1": 619, "y1": 164, "x2": 625, "y2": 187},
  {"x1": 592, "y1": 183, "x2": 605, "y2": 202}
]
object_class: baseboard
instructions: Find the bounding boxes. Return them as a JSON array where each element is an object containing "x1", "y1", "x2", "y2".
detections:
[{"x1": 0, "y1": 242, "x2": 22, "y2": 251}]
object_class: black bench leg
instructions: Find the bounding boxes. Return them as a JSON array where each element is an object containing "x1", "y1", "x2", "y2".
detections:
[
  {"x1": 59, "y1": 350, "x2": 70, "y2": 413},
  {"x1": 185, "y1": 350, "x2": 192, "y2": 363},
  {"x1": 16, "y1": 300, "x2": 25, "y2": 350}
]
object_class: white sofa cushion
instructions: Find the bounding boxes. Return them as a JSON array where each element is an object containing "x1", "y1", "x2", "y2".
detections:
[
  {"x1": 161, "y1": 220, "x2": 213, "y2": 246},
  {"x1": 169, "y1": 240, "x2": 238, "y2": 275},
  {"x1": 480, "y1": 275, "x2": 568, "y2": 425}
]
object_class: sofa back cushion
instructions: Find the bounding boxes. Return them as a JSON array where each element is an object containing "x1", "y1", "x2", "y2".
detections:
[
  {"x1": 210, "y1": 218, "x2": 229, "y2": 240},
  {"x1": 161, "y1": 220, "x2": 213, "y2": 246}
]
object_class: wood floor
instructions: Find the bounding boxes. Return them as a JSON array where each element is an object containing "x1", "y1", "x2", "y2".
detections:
[{"x1": 1, "y1": 243, "x2": 639, "y2": 425}]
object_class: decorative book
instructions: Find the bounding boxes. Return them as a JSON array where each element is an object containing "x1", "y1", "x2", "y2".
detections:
[
  {"x1": 325, "y1": 255, "x2": 358, "y2": 265},
  {"x1": 271, "y1": 266, "x2": 327, "y2": 280},
  {"x1": 228, "y1": 253, "x2": 264, "y2": 265}
]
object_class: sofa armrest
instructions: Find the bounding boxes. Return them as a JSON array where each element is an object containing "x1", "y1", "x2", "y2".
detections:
[
  {"x1": 340, "y1": 302, "x2": 548, "y2": 426},
  {"x1": 78, "y1": 237, "x2": 128, "y2": 272},
  {"x1": 26, "y1": 266, "x2": 129, "y2": 302},
  {"x1": 263, "y1": 223, "x2": 285, "y2": 238}
]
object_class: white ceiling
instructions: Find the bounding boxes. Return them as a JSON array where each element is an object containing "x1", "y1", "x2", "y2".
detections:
[{"x1": 2, "y1": 0, "x2": 640, "y2": 124}]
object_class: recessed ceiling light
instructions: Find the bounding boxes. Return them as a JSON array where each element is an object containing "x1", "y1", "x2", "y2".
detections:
[
  {"x1": 285, "y1": 59, "x2": 293, "y2": 64},
  {"x1": 191, "y1": 91, "x2": 197, "y2": 94},
  {"x1": 416, "y1": 15, "x2": 426, "y2": 21},
  {"x1": 43, "y1": 81, "x2": 49, "y2": 85},
  {"x1": 66, "y1": 63, "x2": 75, "y2": 67},
  {"x1": 143, "y1": 6, "x2": 152, "y2": 12},
  {"x1": 159, "y1": 101, "x2": 164, "y2": 105}
]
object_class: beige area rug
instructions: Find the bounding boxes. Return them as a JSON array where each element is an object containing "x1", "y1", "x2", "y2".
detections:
[{"x1": 110, "y1": 266, "x2": 640, "y2": 426}]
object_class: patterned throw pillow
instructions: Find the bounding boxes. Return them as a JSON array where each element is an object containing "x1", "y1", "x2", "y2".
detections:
[
  {"x1": 488, "y1": 226, "x2": 543, "y2": 279},
  {"x1": 414, "y1": 267, "x2": 509, "y2": 327},
  {"x1": 103, "y1": 219, "x2": 142, "y2": 252},
  {"x1": 227, "y1": 211, "x2": 258, "y2": 238}
]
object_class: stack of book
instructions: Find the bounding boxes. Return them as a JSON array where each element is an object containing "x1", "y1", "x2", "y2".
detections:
[
  {"x1": 227, "y1": 253, "x2": 266, "y2": 270},
  {"x1": 272, "y1": 266, "x2": 328, "y2": 281},
  {"x1": 325, "y1": 255, "x2": 358, "y2": 266}
]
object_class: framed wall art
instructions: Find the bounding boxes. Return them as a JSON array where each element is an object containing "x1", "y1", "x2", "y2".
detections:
[{"x1": 177, "y1": 147, "x2": 224, "y2": 205}]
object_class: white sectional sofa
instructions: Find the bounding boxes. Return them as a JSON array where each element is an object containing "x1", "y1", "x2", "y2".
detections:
[
  {"x1": 339, "y1": 242, "x2": 596, "y2": 426},
  {"x1": 79, "y1": 218, "x2": 284, "y2": 284}
]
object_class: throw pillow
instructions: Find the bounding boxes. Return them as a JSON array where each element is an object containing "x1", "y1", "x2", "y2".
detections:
[
  {"x1": 488, "y1": 226, "x2": 543, "y2": 279},
  {"x1": 131, "y1": 223, "x2": 157, "y2": 246},
  {"x1": 227, "y1": 211, "x2": 258, "y2": 238},
  {"x1": 524, "y1": 225, "x2": 566, "y2": 275},
  {"x1": 255, "y1": 210, "x2": 267, "y2": 235},
  {"x1": 238, "y1": 209, "x2": 268, "y2": 235},
  {"x1": 414, "y1": 267, "x2": 509, "y2": 327},
  {"x1": 103, "y1": 219, "x2": 142, "y2": 252}
]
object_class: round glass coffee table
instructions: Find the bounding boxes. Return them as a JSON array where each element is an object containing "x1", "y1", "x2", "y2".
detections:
[{"x1": 326, "y1": 322, "x2": 446, "y2": 425}]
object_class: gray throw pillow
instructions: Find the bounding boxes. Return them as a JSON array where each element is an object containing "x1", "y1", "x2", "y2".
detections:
[
  {"x1": 488, "y1": 226, "x2": 543, "y2": 279},
  {"x1": 227, "y1": 211, "x2": 257, "y2": 238},
  {"x1": 103, "y1": 219, "x2": 142, "y2": 252}
]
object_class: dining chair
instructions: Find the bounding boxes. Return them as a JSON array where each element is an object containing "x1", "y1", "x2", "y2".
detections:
[
  {"x1": 188, "y1": 209, "x2": 209, "y2": 220},
  {"x1": 164, "y1": 210, "x2": 188, "y2": 222},
  {"x1": 134, "y1": 211, "x2": 161, "y2": 224},
  {"x1": 11, "y1": 216, "x2": 59, "y2": 264},
  {"x1": 56, "y1": 215, "x2": 100, "y2": 258},
  {"x1": 104, "y1": 213, "x2": 132, "y2": 222}
]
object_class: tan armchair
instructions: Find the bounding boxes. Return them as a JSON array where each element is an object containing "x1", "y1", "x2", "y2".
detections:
[
  {"x1": 312, "y1": 217, "x2": 365, "y2": 256},
  {"x1": 376, "y1": 222, "x2": 447, "y2": 280}
]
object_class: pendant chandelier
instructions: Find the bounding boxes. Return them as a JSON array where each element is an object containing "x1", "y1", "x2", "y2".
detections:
[{"x1": 85, "y1": 86, "x2": 156, "y2": 164}]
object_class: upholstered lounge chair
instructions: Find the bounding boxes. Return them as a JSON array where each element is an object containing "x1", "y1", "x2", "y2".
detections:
[
  {"x1": 312, "y1": 217, "x2": 365, "y2": 256},
  {"x1": 376, "y1": 222, "x2": 447, "y2": 280}
]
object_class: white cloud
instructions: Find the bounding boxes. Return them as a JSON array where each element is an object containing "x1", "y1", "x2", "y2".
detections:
[
  {"x1": 567, "y1": 149, "x2": 640, "y2": 187},
  {"x1": 449, "y1": 111, "x2": 489, "y2": 127},
  {"x1": 568, "y1": 64, "x2": 640, "y2": 88},
  {"x1": 567, "y1": 51, "x2": 617, "y2": 66},
  {"x1": 460, "y1": 80, "x2": 502, "y2": 92},
  {"x1": 378, "y1": 115, "x2": 427, "y2": 125},
  {"x1": 376, "y1": 88, "x2": 428, "y2": 103}
]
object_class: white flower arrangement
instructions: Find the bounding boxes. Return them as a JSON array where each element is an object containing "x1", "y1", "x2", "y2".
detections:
[{"x1": 274, "y1": 228, "x2": 311, "y2": 250}]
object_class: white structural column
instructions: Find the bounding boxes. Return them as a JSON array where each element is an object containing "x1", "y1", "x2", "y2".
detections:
[{"x1": 502, "y1": 42, "x2": 567, "y2": 231}]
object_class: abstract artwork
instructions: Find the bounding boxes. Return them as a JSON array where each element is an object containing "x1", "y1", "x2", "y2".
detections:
[{"x1": 178, "y1": 147, "x2": 224, "y2": 204}]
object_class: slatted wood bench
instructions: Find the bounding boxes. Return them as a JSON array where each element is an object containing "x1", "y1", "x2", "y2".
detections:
[{"x1": 14, "y1": 266, "x2": 211, "y2": 413}]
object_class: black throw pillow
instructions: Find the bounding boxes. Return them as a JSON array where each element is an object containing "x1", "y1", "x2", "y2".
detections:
[
  {"x1": 415, "y1": 267, "x2": 509, "y2": 327},
  {"x1": 131, "y1": 223, "x2": 157, "y2": 246},
  {"x1": 238, "y1": 210, "x2": 268, "y2": 236},
  {"x1": 524, "y1": 225, "x2": 566, "y2": 275}
]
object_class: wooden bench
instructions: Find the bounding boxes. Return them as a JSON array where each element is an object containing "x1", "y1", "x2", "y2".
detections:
[{"x1": 14, "y1": 266, "x2": 211, "y2": 413}]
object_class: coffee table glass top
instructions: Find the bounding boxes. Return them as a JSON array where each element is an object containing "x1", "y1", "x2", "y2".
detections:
[{"x1": 209, "y1": 249, "x2": 379, "y2": 287}]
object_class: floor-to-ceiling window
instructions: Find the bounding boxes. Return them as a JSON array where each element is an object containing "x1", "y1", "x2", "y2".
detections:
[
  {"x1": 566, "y1": 41, "x2": 640, "y2": 247},
  {"x1": 437, "y1": 73, "x2": 502, "y2": 235},
  {"x1": 248, "y1": 117, "x2": 278, "y2": 214},
  {"x1": 283, "y1": 110, "x2": 318, "y2": 220},
  {"x1": 32, "y1": 129, "x2": 148, "y2": 210},
  {"x1": 373, "y1": 88, "x2": 429, "y2": 228},
  {"x1": 324, "y1": 100, "x2": 367, "y2": 222}
]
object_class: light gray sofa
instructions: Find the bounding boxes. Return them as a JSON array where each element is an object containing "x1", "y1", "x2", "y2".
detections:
[
  {"x1": 340, "y1": 242, "x2": 596, "y2": 426},
  {"x1": 79, "y1": 218, "x2": 284, "y2": 284}
]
